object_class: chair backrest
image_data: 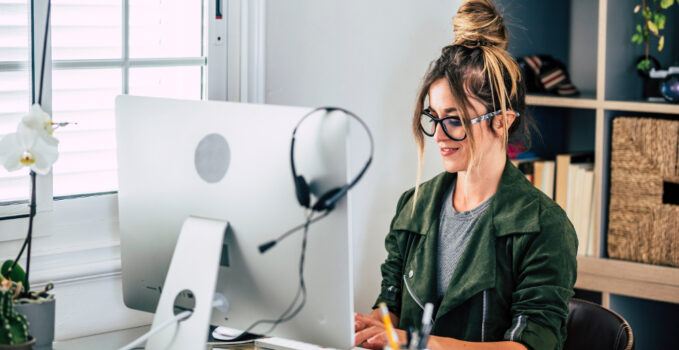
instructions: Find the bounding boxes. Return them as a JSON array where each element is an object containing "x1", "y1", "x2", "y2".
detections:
[{"x1": 564, "y1": 298, "x2": 634, "y2": 350}]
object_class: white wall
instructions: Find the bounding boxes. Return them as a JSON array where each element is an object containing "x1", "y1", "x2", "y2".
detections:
[
  {"x1": 5, "y1": 2, "x2": 462, "y2": 341},
  {"x1": 264, "y1": 0, "x2": 461, "y2": 313}
]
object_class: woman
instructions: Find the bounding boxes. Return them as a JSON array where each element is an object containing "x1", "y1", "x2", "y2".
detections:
[{"x1": 354, "y1": 1, "x2": 577, "y2": 349}]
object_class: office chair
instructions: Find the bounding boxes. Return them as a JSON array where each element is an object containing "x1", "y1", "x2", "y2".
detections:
[{"x1": 564, "y1": 298, "x2": 634, "y2": 350}]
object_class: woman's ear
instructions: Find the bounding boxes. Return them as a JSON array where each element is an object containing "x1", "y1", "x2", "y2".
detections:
[{"x1": 492, "y1": 110, "x2": 516, "y2": 131}]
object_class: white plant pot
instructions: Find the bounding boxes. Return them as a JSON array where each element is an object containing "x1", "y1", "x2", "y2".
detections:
[{"x1": 14, "y1": 299, "x2": 54, "y2": 350}]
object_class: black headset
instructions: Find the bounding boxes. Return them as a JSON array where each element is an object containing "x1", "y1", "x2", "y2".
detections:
[{"x1": 290, "y1": 106, "x2": 374, "y2": 212}]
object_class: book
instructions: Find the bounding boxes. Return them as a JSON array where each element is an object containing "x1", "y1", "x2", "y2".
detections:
[
  {"x1": 555, "y1": 152, "x2": 594, "y2": 212},
  {"x1": 541, "y1": 161, "x2": 555, "y2": 199},
  {"x1": 574, "y1": 167, "x2": 594, "y2": 256},
  {"x1": 566, "y1": 163, "x2": 579, "y2": 221},
  {"x1": 533, "y1": 161, "x2": 544, "y2": 191},
  {"x1": 586, "y1": 175, "x2": 597, "y2": 257}
]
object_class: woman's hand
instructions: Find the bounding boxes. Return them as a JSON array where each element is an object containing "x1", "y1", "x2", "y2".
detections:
[
  {"x1": 354, "y1": 311, "x2": 379, "y2": 332},
  {"x1": 354, "y1": 311, "x2": 404, "y2": 349}
]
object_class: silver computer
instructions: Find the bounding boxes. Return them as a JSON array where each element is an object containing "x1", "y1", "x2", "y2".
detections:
[{"x1": 115, "y1": 95, "x2": 354, "y2": 349}]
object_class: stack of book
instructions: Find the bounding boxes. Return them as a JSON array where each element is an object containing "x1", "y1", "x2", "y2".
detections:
[{"x1": 512, "y1": 152, "x2": 595, "y2": 256}]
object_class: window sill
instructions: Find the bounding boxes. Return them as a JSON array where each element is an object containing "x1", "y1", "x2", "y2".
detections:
[{"x1": 0, "y1": 193, "x2": 121, "y2": 285}]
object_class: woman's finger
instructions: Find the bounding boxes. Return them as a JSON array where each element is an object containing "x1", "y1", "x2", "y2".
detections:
[
  {"x1": 354, "y1": 326, "x2": 385, "y2": 347},
  {"x1": 355, "y1": 313, "x2": 384, "y2": 328},
  {"x1": 363, "y1": 331, "x2": 388, "y2": 350},
  {"x1": 354, "y1": 312, "x2": 368, "y2": 331}
]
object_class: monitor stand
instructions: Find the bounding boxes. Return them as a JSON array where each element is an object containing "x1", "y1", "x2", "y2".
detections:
[{"x1": 145, "y1": 216, "x2": 228, "y2": 350}]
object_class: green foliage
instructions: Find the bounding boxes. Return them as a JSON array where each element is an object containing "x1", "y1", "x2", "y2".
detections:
[
  {"x1": 631, "y1": 33, "x2": 644, "y2": 44},
  {"x1": 0, "y1": 261, "x2": 28, "y2": 293},
  {"x1": 630, "y1": 1, "x2": 675, "y2": 71},
  {"x1": 637, "y1": 58, "x2": 651, "y2": 71},
  {"x1": 654, "y1": 13, "x2": 666, "y2": 30},
  {"x1": 661, "y1": 0, "x2": 675, "y2": 9},
  {"x1": 0, "y1": 288, "x2": 29, "y2": 345}
]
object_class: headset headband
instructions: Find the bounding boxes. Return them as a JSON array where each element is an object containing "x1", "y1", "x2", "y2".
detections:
[{"x1": 290, "y1": 107, "x2": 374, "y2": 211}]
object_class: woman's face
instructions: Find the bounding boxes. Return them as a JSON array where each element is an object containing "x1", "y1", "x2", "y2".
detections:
[{"x1": 427, "y1": 78, "x2": 501, "y2": 173}]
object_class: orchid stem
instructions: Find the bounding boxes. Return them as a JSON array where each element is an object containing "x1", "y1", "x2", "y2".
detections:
[
  {"x1": 37, "y1": 0, "x2": 51, "y2": 106},
  {"x1": 7, "y1": 171, "x2": 36, "y2": 296}
]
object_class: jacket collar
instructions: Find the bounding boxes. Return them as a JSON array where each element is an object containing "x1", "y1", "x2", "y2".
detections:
[{"x1": 391, "y1": 156, "x2": 541, "y2": 237}]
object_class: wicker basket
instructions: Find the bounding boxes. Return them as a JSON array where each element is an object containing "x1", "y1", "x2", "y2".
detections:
[{"x1": 608, "y1": 117, "x2": 679, "y2": 267}]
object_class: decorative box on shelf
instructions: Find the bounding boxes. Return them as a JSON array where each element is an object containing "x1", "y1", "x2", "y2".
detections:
[{"x1": 607, "y1": 116, "x2": 679, "y2": 267}]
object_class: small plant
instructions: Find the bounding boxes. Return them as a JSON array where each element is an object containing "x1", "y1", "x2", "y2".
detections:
[
  {"x1": 0, "y1": 279, "x2": 29, "y2": 345},
  {"x1": 631, "y1": 0, "x2": 676, "y2": 70}
]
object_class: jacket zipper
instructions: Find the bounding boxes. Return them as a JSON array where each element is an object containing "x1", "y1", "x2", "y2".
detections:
[
  {"x1": 405, "y1": 274, "x2": 489, "y2": 341},
  {"x1": 481, "y1": 290, "x2": 488, "y2": 342},
  {"x1": 403, "y1": 274, "x2": 434, "y2": 324}
]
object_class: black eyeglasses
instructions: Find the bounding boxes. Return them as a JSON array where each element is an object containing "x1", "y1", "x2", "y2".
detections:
[{"x1": 419, "y1": 108, "x2": 519, "y2": 141}]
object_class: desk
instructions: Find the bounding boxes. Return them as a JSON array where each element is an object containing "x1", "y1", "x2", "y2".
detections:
[
  {"x1": 53, "y1": 326, "x2": 151, "y2": 350},
  {"x1": 53, "y1": 326, "x2": 252, "y2": 349},
  {"x1": 52, "y1": 326, "x2": 365, "y2": 350}
]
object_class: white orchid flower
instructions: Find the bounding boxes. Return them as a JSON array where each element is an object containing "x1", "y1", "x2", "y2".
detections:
[
  {"x1": 0, "y1": 104, "x2": 59, "y2": 175},
  {"x1": 22, "y1": 104, "x2": 59, "y2": 146}
]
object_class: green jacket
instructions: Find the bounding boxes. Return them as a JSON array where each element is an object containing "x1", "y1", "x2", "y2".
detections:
[{"x1": 374, "y1": 159, "x2": 577, "y2": 350}]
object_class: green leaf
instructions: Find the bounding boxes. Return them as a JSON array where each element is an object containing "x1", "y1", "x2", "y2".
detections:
[
  {"x1": 643, "y1": 7, "x2": 652, "y2": 18},
  {"x1": 659, "y1": 35, "x2": 665, "y2": 51},
  {"x1": 632, "y1": 33, "x2": 646, "y2": 44},
  {"x1": 661, "y1": 0, "x2": 674, "y2": 9},
  {"x1": 656, "y1": 13, "x2": 666, "y2": 29},
  {"x1": 647, "y1": 20, "x2": 659, "y2": 35},
  {"x1": 637, "y1": 59, "x2": 651, "y2": 71},
  {"x1": 636, "y1": 24, "x2": 643, "y2": 33},
  {"x1": 1, "y1": 260, "x2": 28, "y2": 292}
]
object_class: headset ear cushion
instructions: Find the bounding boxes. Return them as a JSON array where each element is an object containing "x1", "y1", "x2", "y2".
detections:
[
  {"x1": 295, "y1": 175, "x2": 310, "y2": 208},
  {"x1": 311, "y1": 186, "x2": 344, "y2": 212}
]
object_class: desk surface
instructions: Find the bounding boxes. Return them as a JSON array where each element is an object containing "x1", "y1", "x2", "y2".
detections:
[
  {"x1": 52, "y1": 326, "x2": 365, "y2": 350},
  {"x1": 53, "y1": 326, "x2": 151, "y2": 350}
]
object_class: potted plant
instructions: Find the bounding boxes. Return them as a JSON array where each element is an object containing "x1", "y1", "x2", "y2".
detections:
[
  {"x1": 0, "y1": 102, "x2": 62, "y2": 350},
  {"x1": 631, "y1": 0, "x2": 676, "y2": 71},
  {"x1": 0, "y1": 103, "x2": 65, "y2": 350},
  {"x1": 0, "y1": 2, "x2": 63, "y2": 349}
]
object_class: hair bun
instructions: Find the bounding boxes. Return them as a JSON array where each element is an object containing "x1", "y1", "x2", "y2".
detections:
[{"x1": 453, "y1": 0, "x2": 508, "y2": 50}]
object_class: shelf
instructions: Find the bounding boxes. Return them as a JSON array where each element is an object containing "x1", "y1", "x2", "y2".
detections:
[
  {"x1": 603, "y1": 100, "x2": 679, "y2": 115},
  {"x1": 526, "y1": 92, "x2": 597, "y2": 109},
  {"x1": 526, "y1": 94, "x2": 679, "y2": 115},
  {"x1": 576, "y1": 256, "x2": 679, "y2": 304}
]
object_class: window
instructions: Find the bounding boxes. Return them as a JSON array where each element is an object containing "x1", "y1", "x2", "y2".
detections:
[
  {"x1": 0, "y1": 0, "x2": 31, "y2": 206},
  {"x1": 0, "y1": 0, "x2": 210, "y2": 208},
  {"x1": 51, "y1": 0, "x2": 207, "y2": 198}
]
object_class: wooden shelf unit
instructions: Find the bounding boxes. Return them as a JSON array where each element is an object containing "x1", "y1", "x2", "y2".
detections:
[
  {"x1": 502, "y1": 0, "x2": 679, "y2": 346},
  {"x1": 509, "y1": 0, "x2": 679, "y2": 308}
]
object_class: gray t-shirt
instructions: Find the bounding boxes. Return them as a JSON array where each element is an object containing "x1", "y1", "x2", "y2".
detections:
[{"x1": 437, "y1": 182, "x2": 493, "y2": 298}]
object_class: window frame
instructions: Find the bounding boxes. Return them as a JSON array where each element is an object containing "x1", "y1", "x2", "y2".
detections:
[{"x1": 0, "y1": 0, "x2": 266, "y2": 245}]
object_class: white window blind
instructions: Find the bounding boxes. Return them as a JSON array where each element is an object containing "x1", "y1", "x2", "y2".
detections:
[
  {"x1": 0, "y1": 0, "x2": 208, "y2": 203},
  {"x1": 0, "y1": 0, "x2": 31, "y2": 204},
  {"x1": 52, "y1": 0, "x2": 206, "y2": 198}
]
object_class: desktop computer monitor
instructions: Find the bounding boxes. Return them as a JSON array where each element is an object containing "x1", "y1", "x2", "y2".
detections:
[{"x1": 115, "y1": 95, "x2": 355, "y2": 349}]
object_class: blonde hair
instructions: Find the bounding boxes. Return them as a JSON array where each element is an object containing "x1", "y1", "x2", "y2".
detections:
[{"x1": 411, "y1": 0, "x2": 531, "y2": 209}]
